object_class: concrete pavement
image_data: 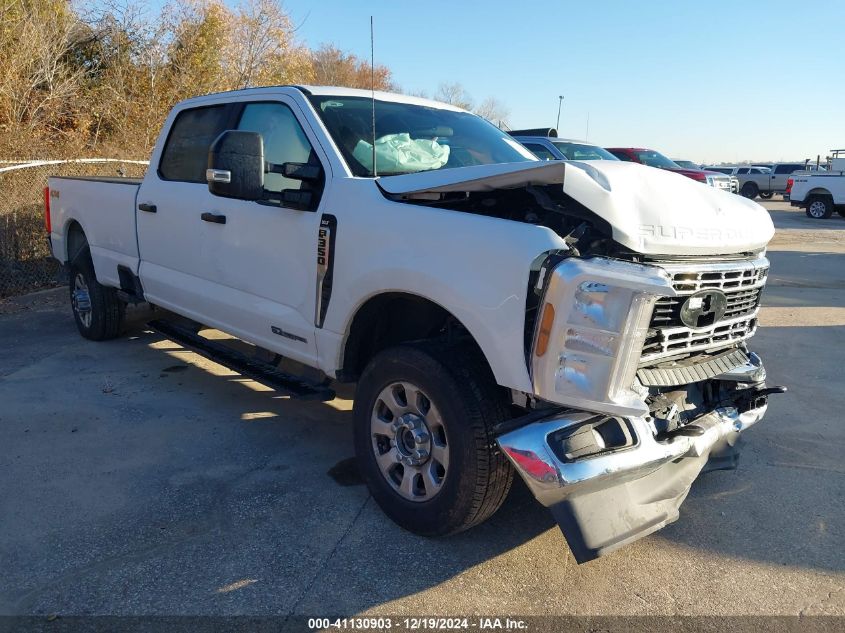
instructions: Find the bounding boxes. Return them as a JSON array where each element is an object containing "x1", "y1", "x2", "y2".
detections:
[{"x1": 0, "y1": 200, "x2": 843, "y2": 618}]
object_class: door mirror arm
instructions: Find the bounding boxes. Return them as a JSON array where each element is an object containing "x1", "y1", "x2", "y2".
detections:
[{"x1": 267, "y1": 161, "x2": 322, "y2": 182}]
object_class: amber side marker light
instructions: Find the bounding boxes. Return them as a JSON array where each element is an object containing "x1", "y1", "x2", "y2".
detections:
[{"x1": 535, "y1": 302, "x2": 556, "y2": 357}]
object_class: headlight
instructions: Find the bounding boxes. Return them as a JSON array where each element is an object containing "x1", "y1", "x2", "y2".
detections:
[
  {"x1": 531, "y1": 258, "x2": 676, "y2": 417},
  {"x1": 705, "y1": 175, "x2": 715, "y2": 186}
]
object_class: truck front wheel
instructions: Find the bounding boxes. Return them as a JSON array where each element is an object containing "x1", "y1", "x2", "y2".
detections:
[
  {"x1": 353, "y1": 342, "x2": 513, "y2": 536},
  {"x1": 68, "y1": 247, "x2": 125, "y2": 340}
]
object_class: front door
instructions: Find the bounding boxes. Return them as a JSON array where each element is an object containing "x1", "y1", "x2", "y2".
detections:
[{"x1": 197, "y1": 99, "x2": 328, "y2": 364}]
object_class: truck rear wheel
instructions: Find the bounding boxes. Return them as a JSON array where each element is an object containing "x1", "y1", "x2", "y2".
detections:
[
  {"x1": 741, "y1": 182, "x2": 759, "y2": 199},
  {"x1": 353, "y1": 342, "x2": 513, "y2": 536},
  {"x1": 806, "y1": 196, "x2": 833, "y2": 219},
  {"x1": 68, "y1": 247, "x2": 125, "y2": 340}
]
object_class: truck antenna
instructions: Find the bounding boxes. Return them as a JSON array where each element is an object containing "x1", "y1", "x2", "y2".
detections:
[{"x1": 370, "y1": 16, "x2": 377, "y2": 177}]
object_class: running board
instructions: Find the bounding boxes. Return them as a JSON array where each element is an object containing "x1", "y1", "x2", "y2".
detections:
[{"x1": 147, "y1": 319, "x2": 335, "y2": 402}]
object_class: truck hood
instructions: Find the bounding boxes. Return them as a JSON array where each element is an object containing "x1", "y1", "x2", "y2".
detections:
[{"x1": 378, "y1": 161, "x2": 774, "y2": 256}]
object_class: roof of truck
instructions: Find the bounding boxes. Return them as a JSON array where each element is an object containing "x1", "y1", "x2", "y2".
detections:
[{"x1": 177, "y1": 85, "x2": 466, "y2": 112}]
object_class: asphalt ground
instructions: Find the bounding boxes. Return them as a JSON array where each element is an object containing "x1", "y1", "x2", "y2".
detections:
[{"x1": 0, "y1": 199, "x2": 843, "y2": 624}]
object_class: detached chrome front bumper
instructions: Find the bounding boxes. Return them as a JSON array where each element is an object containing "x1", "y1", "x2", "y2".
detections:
[{"x1": 497, "y1": 400, "x2": 767, "y2": 563}]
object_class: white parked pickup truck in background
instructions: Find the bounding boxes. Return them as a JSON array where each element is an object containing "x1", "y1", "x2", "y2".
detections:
[
  {"x1": 788, "y1": 150, "x2": 845, "y2": 219},
  {"x1": 45, "y1": 86, "x2": 784, "y2": 563}
]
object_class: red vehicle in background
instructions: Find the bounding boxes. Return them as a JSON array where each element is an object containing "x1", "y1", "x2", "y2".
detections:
[{"x1": 606, "y1": 147, "x2": 733, "y2": 192}]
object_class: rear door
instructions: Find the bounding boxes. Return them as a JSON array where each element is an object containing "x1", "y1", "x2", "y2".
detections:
[{"x1": 136, "y1": 102, "x2": 238, "y2": 311}]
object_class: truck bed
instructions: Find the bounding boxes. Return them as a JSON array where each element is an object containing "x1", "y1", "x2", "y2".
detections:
[{"x1": 48, "y1": 175, "x2": 142, "y2": 289}]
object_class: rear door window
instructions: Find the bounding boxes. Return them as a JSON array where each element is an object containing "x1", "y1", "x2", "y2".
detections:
[
  {"x1": 775, "y1": 164, "x2": 802, "y2": 174},
  {"x1": 159, "y1": 105, "x2": 231, "y2": 182}
]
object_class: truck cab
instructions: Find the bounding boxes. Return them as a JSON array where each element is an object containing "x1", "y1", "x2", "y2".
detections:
[{"x1": 735, "y1": 162, "x2": 809, "y2": 199}]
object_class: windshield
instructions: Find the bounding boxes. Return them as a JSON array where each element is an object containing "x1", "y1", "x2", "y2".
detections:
[
  {"x1": 551, "y1": 141, "x2": 618, "y2": 161},
  {"x1": 633, "y1": 150, "x2": 680, "y2": 169},
  {"x1": 308, "y1": 95, "x2": 535, "y2": 177}
]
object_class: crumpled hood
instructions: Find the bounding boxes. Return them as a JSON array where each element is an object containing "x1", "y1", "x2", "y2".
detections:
[
  {"x1": 563, "y1": 161, "x2": 774, "y2": 255},
  {"x1": 378, "y1": 160, "x2": 774, "y2": 256}
]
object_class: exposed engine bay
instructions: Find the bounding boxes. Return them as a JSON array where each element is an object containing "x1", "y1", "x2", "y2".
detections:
[{"x1": 389, "y1": 183, "x2": 619, "y2": 258}]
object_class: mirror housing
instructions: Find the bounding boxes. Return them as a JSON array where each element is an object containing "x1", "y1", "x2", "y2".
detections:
[{"x1": 207, "y1": 130, "x2": 264, "y2": 200}]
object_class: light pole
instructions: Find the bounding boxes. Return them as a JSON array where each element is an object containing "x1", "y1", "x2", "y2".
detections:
[{"x1": 556, "y1": 95, "x2": 564, "y2": 131}]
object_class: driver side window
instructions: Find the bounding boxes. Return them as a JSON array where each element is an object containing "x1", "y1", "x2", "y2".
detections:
[{"x1": 236, "y1": 102, "x2": 316, "y2": 194}]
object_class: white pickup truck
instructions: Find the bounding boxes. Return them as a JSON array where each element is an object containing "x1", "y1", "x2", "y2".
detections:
[
  {"x1": 46, "y1": 86, "x2": 784, "y2": 563},
  {"x1": 788, "y1": 151, "x2": 845, "y2": 219}
]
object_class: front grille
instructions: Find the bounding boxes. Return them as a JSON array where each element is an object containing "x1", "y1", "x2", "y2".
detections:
[
  {"x1": 651, "y1": 286, "x2": 763, "y2": 325},
  {"x1": 640, "y1": 257, "x2": 768, "y2": 363}
]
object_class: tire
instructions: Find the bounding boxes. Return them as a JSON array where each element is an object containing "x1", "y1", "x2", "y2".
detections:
[
  {"x1": 805, "y1": 196, "x2": 834, "y2": 219},
  {"x1": 68, "y1": 246, "x2": 125, "y2": 340},
  {"x1": 759, "y1": 192, "x2": 773, "y2": 199},
  {"x1": 353, "y1": 341, "x2": 513, "y2": 536},
  {"x1": 741, "y1": 182, "x2": 759, "y2": 199}
]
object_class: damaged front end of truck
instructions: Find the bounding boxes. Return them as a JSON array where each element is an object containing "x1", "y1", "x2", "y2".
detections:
[
  {"x1": 380, "y1": 159, "x2": 785, "y2": 563},
  {"x1": 498, "y1": 252, "x2": 783, "y2": 563}
]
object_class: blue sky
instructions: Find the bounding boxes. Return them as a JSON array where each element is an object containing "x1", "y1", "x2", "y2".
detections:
[
  {"x1": 148, "y1": 0, "x2": 843, "y2": 164},
  {"x1": 279, "y1": 0, "x2": 843, "y2": 164}
]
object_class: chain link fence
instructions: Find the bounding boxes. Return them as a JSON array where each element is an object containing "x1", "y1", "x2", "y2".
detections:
[{"x1": 0, "y1": 159, "x2": 148, "y2": 298}]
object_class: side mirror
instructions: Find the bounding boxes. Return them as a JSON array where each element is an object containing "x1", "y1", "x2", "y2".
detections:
[{"x1": 207, "y1": 130, "x2": 264, "y2": 200}]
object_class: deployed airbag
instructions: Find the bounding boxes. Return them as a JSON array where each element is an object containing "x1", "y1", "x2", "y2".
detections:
[{"x1": 353, "y1": 133, "x2": 450, "y2": 174}]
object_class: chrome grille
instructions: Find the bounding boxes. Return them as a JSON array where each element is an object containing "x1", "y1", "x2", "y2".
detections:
[
  {"x1": 641, "y1": 256, "x2": 768, "y2": 363},
  {"x1": 651, "y1": 286, "x2": 763, "y2": 325}
]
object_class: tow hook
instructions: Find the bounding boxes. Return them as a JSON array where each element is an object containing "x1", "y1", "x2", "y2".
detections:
[{"x1": 735, "y1": 385, "x2": 787, "y2": 413}]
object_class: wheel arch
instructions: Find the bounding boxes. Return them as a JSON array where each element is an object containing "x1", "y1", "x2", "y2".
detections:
[
  {"x1": 807, "y1": 187, "x2": 833, "y2": 199},
  {"x1": 65, "y1": 219, "x2": 88, "y2": 263},
  {"x1": 339, "y1": 291, "x2": 500, "y2": 387}
]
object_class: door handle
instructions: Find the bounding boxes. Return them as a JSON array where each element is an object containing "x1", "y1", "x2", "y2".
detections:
[
  {"x1": 138, "y1": 203, "x2": 157, "y2": 213},
  {"x1": 201, "y1": 212, "x2": 226, "y2": 224}
]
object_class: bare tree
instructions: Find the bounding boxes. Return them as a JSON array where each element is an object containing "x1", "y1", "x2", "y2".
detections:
[
  {"x1": 474, "y1": 96, "x2": 510, "y2": 126},
  {"x1": 0, "y1": 0, "x2": 88, "y2": 132},
  {"x1": 0, "y1": 0, "x2": 402, "y2": 156},
  {"x1": 224, "y1": 0, "x2": 294, "y2": 88},
  {"x1": 434, "y1": 82, "x2": 473, "y2": 110}
]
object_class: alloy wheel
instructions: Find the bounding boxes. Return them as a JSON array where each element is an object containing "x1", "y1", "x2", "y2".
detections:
[
  {"x1": 72, "y1": 272, "x2": 93, "y2": 328},
  {"x1": 370, "y1": 381, "x2": 449, "y2": 502}
]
